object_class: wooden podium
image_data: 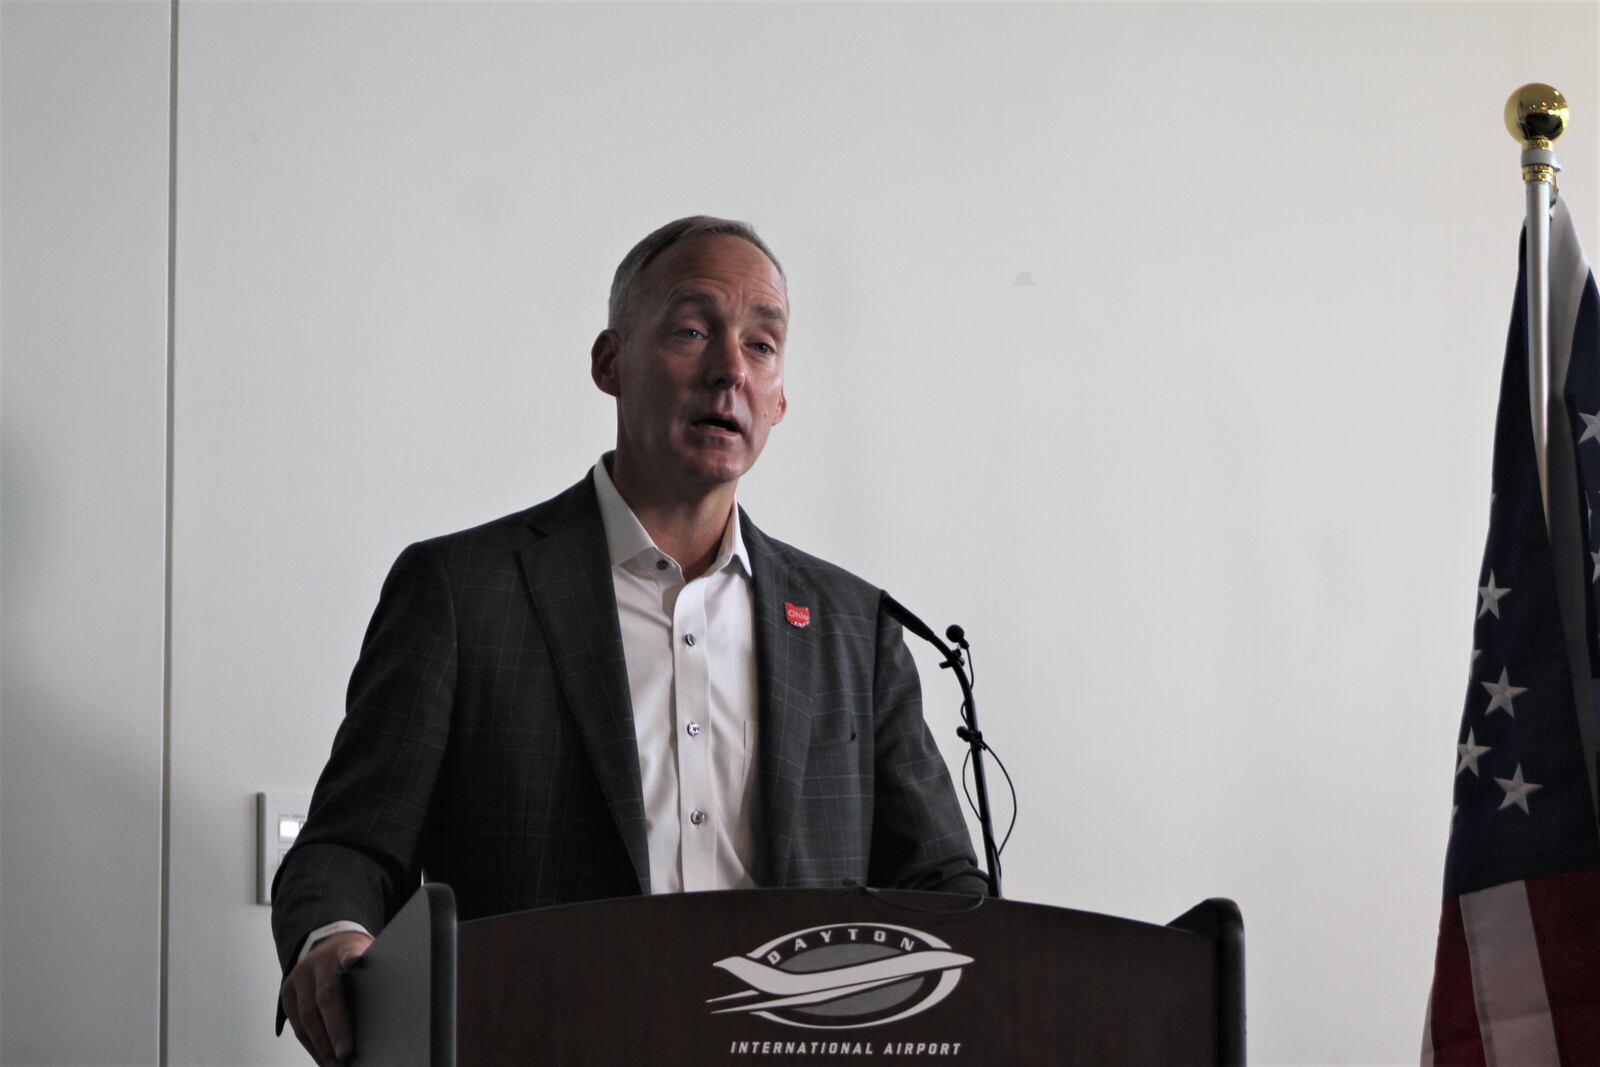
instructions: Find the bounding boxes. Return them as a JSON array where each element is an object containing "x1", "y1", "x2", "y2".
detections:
[{"x1": 348, "y1": 884, "x2": 1244, "y2": 1066}]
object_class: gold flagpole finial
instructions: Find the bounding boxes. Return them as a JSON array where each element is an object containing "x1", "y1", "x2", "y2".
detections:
[
  {"x1": 1505, "y1": 83, "x2": 1568, "y2": 147},
  {"x1": 1506, "y1": 84, "x2": 1568, "y2": 186}
]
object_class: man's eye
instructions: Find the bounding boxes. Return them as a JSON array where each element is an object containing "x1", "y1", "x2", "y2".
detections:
[
  {"x1": 675, "y1": 328, "x2": 706, "y2": 340},
  {"x1": 750, "y1": 341, "x2": 776, "y2": 354}
]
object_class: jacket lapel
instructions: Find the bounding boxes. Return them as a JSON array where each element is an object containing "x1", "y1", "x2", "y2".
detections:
[
  {"x1": 515, "y1": 479, "x2": 651, "y2": 893},
  {"x1": 743, "y1": 512, "x2": 818, "y2": 886}
]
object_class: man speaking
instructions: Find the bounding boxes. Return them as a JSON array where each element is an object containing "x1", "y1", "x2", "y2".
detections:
[{"x1": 271, "y1": 216, "x2": 985, "y2": 1064}]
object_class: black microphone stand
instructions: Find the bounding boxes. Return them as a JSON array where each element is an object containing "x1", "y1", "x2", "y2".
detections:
[{"x1": 880, "y1": 592, "x2": 1002, "y2": 898}]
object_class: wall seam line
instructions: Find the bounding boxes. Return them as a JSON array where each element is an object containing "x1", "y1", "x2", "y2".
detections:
[{"x1": 159, "y1": 0, "x2": 179, "y2": 1063}]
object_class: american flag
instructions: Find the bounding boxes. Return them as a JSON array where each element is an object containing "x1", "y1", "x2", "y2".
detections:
[{"x1": 1423, "y1": 198, "x2": 1600, "y2": 1065}]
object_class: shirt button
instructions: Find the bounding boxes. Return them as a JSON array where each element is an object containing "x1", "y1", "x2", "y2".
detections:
[
  {"x1": 684, "y1": 633, "x2": 697, "y2": 647},
  {"x1": 686, "y1": 721, "x2": 701, "y2": 737},
  {"x1": 689, "y1": 809, "x2": 706, "y2": 826},
  {"x1": 655, "y1": 559, "x2": 668, "y2": 571}
]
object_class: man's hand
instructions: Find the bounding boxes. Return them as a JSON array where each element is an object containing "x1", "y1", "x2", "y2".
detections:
[{"x1": 280, "y1": 930, "x2": 374, "y2": 1065}]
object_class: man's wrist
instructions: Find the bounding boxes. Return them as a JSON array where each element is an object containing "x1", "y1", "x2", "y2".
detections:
[{"x1": 296, "y1": 920, "x2": 372, "y2": 964}]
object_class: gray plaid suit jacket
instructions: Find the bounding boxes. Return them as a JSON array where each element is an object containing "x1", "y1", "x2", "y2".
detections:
[{"x1": 271, "y1": 475, "x2": 984, "y2": 975}]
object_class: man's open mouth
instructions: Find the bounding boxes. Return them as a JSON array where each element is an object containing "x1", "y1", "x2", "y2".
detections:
[{"x1": 693, "y1": 416, "x2": 740, "y2": 433}]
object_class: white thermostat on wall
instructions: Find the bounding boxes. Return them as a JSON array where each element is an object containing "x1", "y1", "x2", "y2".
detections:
[{"x1": 256, "y1": 791, "x2": 311, "y2": 906}]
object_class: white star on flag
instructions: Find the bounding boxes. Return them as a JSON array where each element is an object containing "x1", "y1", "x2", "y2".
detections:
[
  {"x1": 1477, "y1": 572, "x2": 1511, "y2": 618},
  {"x1": 1455, "y1": 730, "x2": 1491, "y2": 777},
  {"x1": 1480, "y1": 668, "x2": 1528, "y2": 717},
  {"x1": 1579, "y1": 411, "x2": 1600, "y2": 444},
  {"x1": 1493, "y1": 764, "x2": 1543, "y2": 814}
]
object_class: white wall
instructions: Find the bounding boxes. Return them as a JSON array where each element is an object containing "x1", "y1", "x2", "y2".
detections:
[
  {"x1": 4, "y1": 3, "x2": 1598, "y2": 1065},
  {"x1": 0, "y1": 1, "x2": 171, "y2": 1063}
]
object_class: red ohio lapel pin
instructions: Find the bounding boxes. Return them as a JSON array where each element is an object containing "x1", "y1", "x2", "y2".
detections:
[{"x1": 784, "y1": 602, "x2": 811, "y2": 628}]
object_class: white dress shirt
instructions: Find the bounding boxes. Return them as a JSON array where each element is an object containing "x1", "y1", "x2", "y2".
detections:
[{"x1": 591, "y1": 456, "x2": 760, "y2": 893}]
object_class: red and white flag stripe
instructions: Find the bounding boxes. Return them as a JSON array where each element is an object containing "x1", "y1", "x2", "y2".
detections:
[{"x1": 1423, "y1": 869, "x2": 1600, "y2": 1065}]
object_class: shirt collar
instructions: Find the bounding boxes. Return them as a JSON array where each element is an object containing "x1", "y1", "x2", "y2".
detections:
[{"x1": 591, "y1": 454, "x2": 750, "y2": 578}]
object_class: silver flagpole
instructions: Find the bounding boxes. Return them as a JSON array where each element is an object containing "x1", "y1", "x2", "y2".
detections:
[{"x1": 1506, "y1": 84, "x2": 1569, "y2": 527}]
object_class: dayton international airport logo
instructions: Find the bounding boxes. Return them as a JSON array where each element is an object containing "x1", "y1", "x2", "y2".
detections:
[{"x1": 707, "y1": 923, "x2": 972, "y2": 1030}]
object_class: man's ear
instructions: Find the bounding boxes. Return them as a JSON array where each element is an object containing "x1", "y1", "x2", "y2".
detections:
[
  {"x1": 591, "y1": 330, "x2": 622, "y2": 397},
  {"x1": 772, "y1": 387, "x2": 788, "y2": 425}
]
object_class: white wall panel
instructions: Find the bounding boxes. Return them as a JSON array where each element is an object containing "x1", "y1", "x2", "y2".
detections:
[
  {"x1": 165, "y1": 4, "x2": 1597, "y2": 1065},
  {"x1": 0, "y1": 2, "x2": 171, "y2": 1063}
]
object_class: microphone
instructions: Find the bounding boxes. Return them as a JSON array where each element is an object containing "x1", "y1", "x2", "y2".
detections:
[
  {"x1": 880, "y1": 591, "x2": 945, "y2": 650},
  {"x1": 880, "y1": 590, "x2": 1003, "y2": 899}
]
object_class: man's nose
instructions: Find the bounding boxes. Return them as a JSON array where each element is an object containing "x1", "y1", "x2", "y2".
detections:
[{"x1": 704, "y1": 332, "x2": 747, "y2": 389}]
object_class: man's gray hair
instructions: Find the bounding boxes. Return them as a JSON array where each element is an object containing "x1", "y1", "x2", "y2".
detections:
[{"x1": 607, "y1": 215, "x2": 785, "y2": 332}]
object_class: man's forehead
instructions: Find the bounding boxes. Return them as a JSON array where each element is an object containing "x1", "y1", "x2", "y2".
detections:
[
  {"x1": 664, "y1": 289, "x2": 788, "y2": 325},
  {"x1": 644, "y1": 235, "x2": 787, "y2": 306}
]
